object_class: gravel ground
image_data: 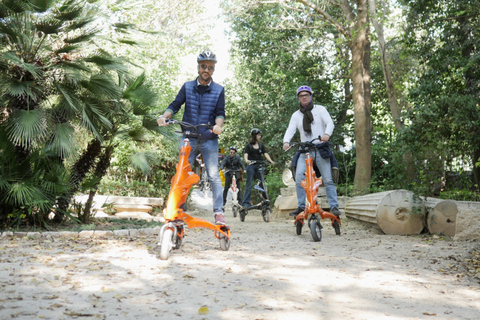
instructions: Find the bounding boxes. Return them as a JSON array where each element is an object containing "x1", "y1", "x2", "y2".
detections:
[{"x1": 1, "y1": 189, "x2": 479, "y2": 320}]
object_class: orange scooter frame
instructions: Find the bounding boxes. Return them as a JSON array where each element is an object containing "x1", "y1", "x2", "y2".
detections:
[
  {"x1": 158, "y1": 120, "x2": 230, "y2": 260},
  {"x1": 291, "y1": 142, "x2": 341, "y2": 241}
]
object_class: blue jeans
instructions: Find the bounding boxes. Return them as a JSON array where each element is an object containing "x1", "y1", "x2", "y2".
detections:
[
  {"x1": 185, "y1": 138, "x2": 223, "y2": 214},
  {"x1": 242, "y1": 164, "x2": 265, "y2": 207},
  {"x1": 295, "y1": 150, "x2": 338, "y2": 210}
]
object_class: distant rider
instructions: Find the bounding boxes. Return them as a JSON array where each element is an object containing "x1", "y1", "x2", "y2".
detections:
[{"x1": 220, "y1": 146, "x2": 246, "y2": 208}]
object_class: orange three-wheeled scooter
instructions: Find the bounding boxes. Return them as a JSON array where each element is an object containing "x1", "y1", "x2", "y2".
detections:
[{"x1": 157, "y1": 119, "x2": 230, "y2": 260}]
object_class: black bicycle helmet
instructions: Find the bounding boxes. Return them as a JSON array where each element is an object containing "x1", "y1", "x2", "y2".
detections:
[
  {"x1": 251, "y1": 128, "x2": 261, "y2": 135},
  {"x1": 229, "y1": 146, "x2": 237, "y2": 152},
  {"x1": 197, "y1": 50, "x2": 217, "y2": 63}
]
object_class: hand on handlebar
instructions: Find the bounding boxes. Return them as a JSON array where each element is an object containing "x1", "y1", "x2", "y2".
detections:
[
  {"x1": 157, "y1": 116, "x2": 168, "y2": 126},
  {"x1": 211, "y1": 124, "x2": 222, "y2": 135},
  {"x1": 283, "y1": 142, "x2": 290, "y2": 151}
]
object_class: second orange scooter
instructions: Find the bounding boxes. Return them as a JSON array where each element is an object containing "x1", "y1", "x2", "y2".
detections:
[{"x1": 287, "y1": 138, "x2": 341, "y2": 242}]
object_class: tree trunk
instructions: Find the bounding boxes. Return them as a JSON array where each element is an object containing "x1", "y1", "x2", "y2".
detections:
[
  {"x1": 473, "y1": 148, "x2": 480, "y2": 192},
  {"x1": 368, "y1": 0, "x2": 415, "y2": 179},
  {"x1": 54, "y1": 138, "x2": 102, "y2": 223},
  {"x1": 350, "y1": 0, "x2": 371, "y2": 194},
  {"x1": 83, "y1": 145, "x2": 113, "y2": 219}
]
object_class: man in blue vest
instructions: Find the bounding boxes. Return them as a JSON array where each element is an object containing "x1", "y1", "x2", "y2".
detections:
[{"x1": 157, "y1": 50, "x2": 226, "y2": 225}]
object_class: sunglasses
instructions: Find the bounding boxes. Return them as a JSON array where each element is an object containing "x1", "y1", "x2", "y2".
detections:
[
  {"x1": 200, "y1": 64, "x2": 215, "y2": 72},
  {"x1": 298, "y1": 93, "x2": 311, "y2": 98}
]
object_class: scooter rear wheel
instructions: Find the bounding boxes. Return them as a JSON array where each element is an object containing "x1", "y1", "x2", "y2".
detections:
[
  {"x1": 160, "y1": 228, "x2": 174, "y2": 260},
  {"x1": 295, "y1": 220, "x2": 303, "y2": 235},
  {"x1": 310, "y1": 220, "x2": 322, "y2": 242}
]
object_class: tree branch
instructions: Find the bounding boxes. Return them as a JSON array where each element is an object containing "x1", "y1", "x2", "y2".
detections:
[{"x1": 293, "y1": 0, "x2": 350, "y2": 38}]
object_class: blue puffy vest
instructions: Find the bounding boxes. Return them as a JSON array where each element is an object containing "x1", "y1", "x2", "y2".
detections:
[{"x1": 168, "y1": 80, "x2": 224, "y2": 140}]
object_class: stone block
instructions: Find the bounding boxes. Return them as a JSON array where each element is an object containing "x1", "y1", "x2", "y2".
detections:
[
  {"x1": 73, "y1": 195, "x2": 164, "y2": 210},
  {"x1": 1, "y1": 231, "x2": 13, "y2": 238},
  {"x1": 115, "y1": 211, "x2": 153, "y2": 220},
  {"x1": 58, "y1": 231, "x2": 79, "y2": 238},
  {"x1": 41, "y1": 231, "x2": 57, "y2": 238},
  {"x1": 93, "y1": 230, "x2": 114, "y2": 238},
  {"x1": 280, "y1": 187, "x2": 296, "y2": 197},
  {"x1": 113, "y1": 229, "x2": 130, "y2": 237},
  {"x1": 319, "y1": 196, "x2": 349, "y2": 210},
  {"x1": 454, "y1": 201, "x2": 480, "y2": 241},
  {"x1": 26, "y1": 232, "x2": 42, "y2": 239},
  {"x1": 13, "y1": 232, "x2": 28, "y2": 238},
  {"x1": 274, "y1": 195, "x2": 298, "y2": 210},
  {"x1": 114, "y1": 205, "x2": 153, "y2": 213},
  {"x1": 78, "y1": 230, "x2": 94, "y2": 238}
]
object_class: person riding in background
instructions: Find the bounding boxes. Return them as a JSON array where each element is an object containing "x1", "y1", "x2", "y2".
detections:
[
  {"x1": 157, "y1": 50, "x2": 227, "y2": 225},
  {"x1": 241, "y1": 128, "x2": 275, "y2": 209},
  {"x1": 220, "y1": 146, "x2": 246, "y2": 208},
  {"x1": 282, "y1": 85, "x2": 342, "y2": 219}
]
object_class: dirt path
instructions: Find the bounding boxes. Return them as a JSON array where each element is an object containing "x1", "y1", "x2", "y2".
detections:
[{"x1": 1, "y1": 190, "x2": 479, "y2": 320}]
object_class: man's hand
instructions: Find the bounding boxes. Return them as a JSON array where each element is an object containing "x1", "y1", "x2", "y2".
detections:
[
  {"x1": 212, "y1": 124, "x2": 222, "y2": 135},
  {"x1": 283, "y1": 142, "x2": 290, "y2": 151},
  {"x1": 157, "y1": 116, "x2": 168, "y2": 126}
]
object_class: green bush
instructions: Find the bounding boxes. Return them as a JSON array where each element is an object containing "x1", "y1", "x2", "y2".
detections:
[
  {"x1": 97, "y1": 178, "x2": 170, "y2": 200},
  {"x1": 438, "y1": 188, "x2": 480, "y2": 202}
]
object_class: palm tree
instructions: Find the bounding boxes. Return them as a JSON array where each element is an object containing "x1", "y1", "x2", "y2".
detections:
[{"x1": 0, "y1": 0, "x2": 136, "y2": 227}]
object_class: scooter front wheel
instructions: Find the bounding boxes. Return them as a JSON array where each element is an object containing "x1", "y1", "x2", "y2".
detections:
[
  {"x1": 333, "y1": 220, "x2": 341, "y2": 235},
  {"x1": 219, "y1": 234, "x2": 230, "y2": 251},
  {"x1": 295, "y1": 219, "x2": 303, "y2": 235},
  {"x1": 160, "y1": 228, "x2": 174, "y2": 260},
  {"x1": 310, "y1": 220, "x2": 322, "y2": 242}
]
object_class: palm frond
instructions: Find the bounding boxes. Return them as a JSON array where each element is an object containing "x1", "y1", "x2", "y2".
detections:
[
  {"x1": 126, "y1": 127, "x2": 149, "y2": 142},
  {"x1": 0, "y1": 0, "x2": 25, "y2": 15},
  {"x1": 83, "y1": 101, "x2": 112, "y2": 129},
  {"x1": 55, "y1": 82, "x2": 80, "y2": 113},
  {"x1": 29, "y1": 0, "x2": 56, "y2": 13},
  {"x1": 1, "y1": 52, "x2": 43, "y2": 80},
  {"x1": 55, "y1": 60, "x2": 91, "y2": 73},
  {"x1": 54, "y1": 44, "x2": 79, "y2": 54},
  {"x1": 130, "y1": 152, "x2": 157, "y2": 174},
  {"x1": 34, "y1": 16, "x2": 63, "y2": 34},
  {"x1": 84, "y1": 74, "x2": 122, "y2": 100},
  {"x1": 7, "y1": 109, "x2": 48, "y2": 149},
  {"x1": 5, "y1": 180, "x2": 44, "y2": 206},
  {"x1": 85, "y1": 55, "x2": 129, "y2": 74},
  {"x1": 45, "y1": 122, "x2": 77, "y2": 159},
  {"x1": 54, "y1": 1, "x2": 84, "y2": 22},
  {"x1": 118, "y1": 39, "x2": 140, "y2": 46},
  {"x1": 64, "y1": 28, "x2": 100, "y2": 44}
]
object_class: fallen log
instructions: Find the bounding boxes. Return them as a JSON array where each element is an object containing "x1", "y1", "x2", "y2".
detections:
[{"x1": 345, "y1": 190, "x2": 425, "y2": 235}]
